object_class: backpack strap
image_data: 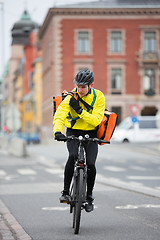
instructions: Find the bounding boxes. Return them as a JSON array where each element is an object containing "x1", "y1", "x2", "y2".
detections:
[
  {"x1": 67, "y1": 88, "x2": 96, "y2": 127},
  {"x1": 78, "y1": 88, "x2": 96, "y2": 111}
]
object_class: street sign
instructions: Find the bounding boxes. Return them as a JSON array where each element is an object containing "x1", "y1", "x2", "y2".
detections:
[
  {"x1": 131, "y1": 116, "x2": 138, "y2": 123},
  {"x1": 129, "y1": 104, "x2": 140, "y2": 115}
]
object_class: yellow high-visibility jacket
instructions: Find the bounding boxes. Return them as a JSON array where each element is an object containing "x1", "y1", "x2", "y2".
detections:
[{"x1": 53, "y1": 88, "x2": 105, "y2": 134}]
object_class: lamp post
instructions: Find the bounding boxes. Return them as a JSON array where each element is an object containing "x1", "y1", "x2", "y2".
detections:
[{"x1": 0, "y1": 0, "x2": 5, "y2": 133}]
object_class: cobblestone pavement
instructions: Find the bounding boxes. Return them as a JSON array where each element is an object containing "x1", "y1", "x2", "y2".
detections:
[{"x1": 0, "y1": 200, "x2": 31, "y2": 240}]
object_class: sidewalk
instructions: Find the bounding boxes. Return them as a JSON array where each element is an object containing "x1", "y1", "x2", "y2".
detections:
[{"x1": 0, "y1": 200, "x2": 32, "y2": 240}]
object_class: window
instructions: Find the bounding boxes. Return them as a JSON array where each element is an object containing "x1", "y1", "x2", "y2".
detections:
[
  {"x1": 77, "y1": 31, "x2": 90, "y2": 53},
  {"x1": 110, "y1": 31, "x2": 122, "y2": 53},
  {"x1": 25, "y1": 121, "x2": 31, "y2": 131},
  {"x1": 139, "y1": 119, "x2": 157, "y2": 129},
  {"x1": 78, "y1": 67, "x2": 88, "y2": 71},
  {"x1": 144, "y1": 32, "x2": 156, "y2": 53},
  {"x1": 28, "y1": 71, "x2": 33, "y2": 89},
  {"x1": 25, "y1": 102, "x2": 31, "y2": 112},
  {"x1": 111, "y1": 68, "x2": 122, "y2": 94},
  {"x1": 143, "y1": 68, "x2": 155, "y2": 95}
]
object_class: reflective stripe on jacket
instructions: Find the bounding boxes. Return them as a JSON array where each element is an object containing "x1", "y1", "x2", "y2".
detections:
[{"x1": 53, "y1": 88, "x2": 105, "y2": 134}]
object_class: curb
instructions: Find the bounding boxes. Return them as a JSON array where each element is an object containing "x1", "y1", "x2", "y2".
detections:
[
  {"x1": 0, "y1": 200, "x2": 32, "y2": 240},
  {"x1": 96, "y1": 174, "x2": 160, "y2": 199}
]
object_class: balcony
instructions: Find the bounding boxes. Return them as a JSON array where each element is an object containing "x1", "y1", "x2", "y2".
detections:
[{"x1": 137, "y1": 51, "x2": 160, "y2": 66}]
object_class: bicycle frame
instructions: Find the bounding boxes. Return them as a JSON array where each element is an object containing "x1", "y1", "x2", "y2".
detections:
[
  {"x1": 58, "y1": 134, "x2": 110, "y2": 234},
  {"x1": 69, "y1": 137, "x2": 87, "y2": 234},
  {"x1": 73, "y1": 139, "x2": 87, "y2": 205}
]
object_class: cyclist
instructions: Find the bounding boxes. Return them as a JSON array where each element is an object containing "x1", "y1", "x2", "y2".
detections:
[{"x1": 53, "y1": 69, "x2": 105, "y2": 212}]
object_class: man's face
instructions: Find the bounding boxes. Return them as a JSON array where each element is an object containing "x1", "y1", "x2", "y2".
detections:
[{"x1": 76, "y1": 84, "x2": 89, "y2": 97}]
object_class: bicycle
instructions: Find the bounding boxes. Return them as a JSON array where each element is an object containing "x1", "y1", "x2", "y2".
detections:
[{"x1": 59, "y1": 134, "x2": 110, "y2": 234}]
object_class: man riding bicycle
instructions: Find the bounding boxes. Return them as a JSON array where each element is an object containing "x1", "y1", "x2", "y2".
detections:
[{"x1": 53, "y1": 69, "x2": 105, "y2": 212}]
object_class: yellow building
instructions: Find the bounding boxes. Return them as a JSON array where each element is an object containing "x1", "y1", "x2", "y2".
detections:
[
  {"x1": 20, "y1": 92, "x2": 34, "y2": 132},
  {"x1": 15, "y1": 57, "x2": 42, "y2": 133}
]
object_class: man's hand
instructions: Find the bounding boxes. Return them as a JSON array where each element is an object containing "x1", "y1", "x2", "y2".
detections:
[
  {"x1": 55, "y1": 131, "x2": 67, "y2": 141},
  {"x1": 69, "y1": 97, "x2": 83, "y2": 114}
]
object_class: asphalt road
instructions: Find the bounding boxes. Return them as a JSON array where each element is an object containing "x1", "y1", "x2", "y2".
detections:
[{"x1": 0, "y1": 141, "x2": 160, "y2": 239}]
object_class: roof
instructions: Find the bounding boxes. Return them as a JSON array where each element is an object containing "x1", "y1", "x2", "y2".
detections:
[
  {"x1": 12, "y1": 10, "x2": 39, "y2": 30},
  {"x1": 12, "y1": 10, "x2": 39, "y2": 45},
  {"x1": 39, "y1": 0, "x2": 160, "y2": 38},
  {"x1": 57, "y1": 0, "x2": 160, "y2": 8}
]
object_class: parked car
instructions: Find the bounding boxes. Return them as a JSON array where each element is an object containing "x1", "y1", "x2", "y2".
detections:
[
  {"x1": 14, "y1": 132, "x2": 41, "y2": 144},
  {"x1": 112, "y1": 115, "x2": 160, "y2": 143}
]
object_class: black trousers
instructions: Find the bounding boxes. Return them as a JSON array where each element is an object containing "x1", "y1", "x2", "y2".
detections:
[{"x1": 64, "y1": 128, "x2": 98, "y2": 196}]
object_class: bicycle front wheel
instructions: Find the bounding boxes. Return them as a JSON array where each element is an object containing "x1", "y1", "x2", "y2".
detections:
[{"x1": 74, "y1": 168, "x2": 84, "y2": 234}]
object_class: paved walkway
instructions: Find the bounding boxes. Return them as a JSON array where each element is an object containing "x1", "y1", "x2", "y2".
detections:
[{"x1": 0, "y1": 200, "x2": 31, "y2": 240}]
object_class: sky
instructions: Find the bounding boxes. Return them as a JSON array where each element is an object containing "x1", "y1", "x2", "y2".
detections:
[{"x1": 0, "y1": 0, "x2": 96, "y2": 77}]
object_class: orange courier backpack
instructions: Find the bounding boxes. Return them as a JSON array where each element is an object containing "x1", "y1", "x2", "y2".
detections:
[
  {"x1": 97, "y1": 109, "x2": 118, "y2": 145},
  {"x1": 53, "y1": 90, "x2": 77, "y2": 116},
  {"x1": 53, "y1": 96, "x2": 64, "y2": 115}
]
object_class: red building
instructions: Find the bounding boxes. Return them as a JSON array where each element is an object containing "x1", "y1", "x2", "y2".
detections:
[
  {"x1": 39, "y1": 0, "x2": 160, "y2": 135},
  {"x1": 24, "y1": 32, "x2": 38, "y2": 94}
]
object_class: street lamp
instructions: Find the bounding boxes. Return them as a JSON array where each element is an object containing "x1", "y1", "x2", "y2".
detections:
[{"x1": 0, "y1": 0, "x2": 5, "y2": 133}]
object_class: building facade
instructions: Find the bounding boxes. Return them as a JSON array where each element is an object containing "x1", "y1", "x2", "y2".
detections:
[
  {"x1": 39, "y1": 0, "x2": 160, "y2": 136},
  {"x1": 4, "y1": 10, "x2": 42, "y2": 134}
]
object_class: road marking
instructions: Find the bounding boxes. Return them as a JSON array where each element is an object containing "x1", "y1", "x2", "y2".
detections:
[
  {"x1": 42, "y1": 205, "x2": 98, "y2": 211},
  {"x1": 42, "y1": 207, "x2": 70, "y2": 211},
  {"x1": 130, "y1": 166, "x2": 146, "y2": 171},
  {"x1": 0, "y1": 170, "x2": 18, "y2": 181},
  {"x1": 103, "y1": 166, "x2": 126, "y2": 172},
  {"x1": 116, "y1": 204, "x2": 160, "y2": 210},
  {"x1": 4, "y1": 175, "x2": 18, "y2": 181},
  {"x1": 127, "y1": 176, "x2": 160, "y2": 180},
  {"x1": 45, "y1": 168, "x2": 63, "y2": 175},
  {"x1": 0, "y1": 170, "x2": 7, "y2": 176},
  {"x1": 17, "y1": 169, "x2": 37, "y2": 175}
]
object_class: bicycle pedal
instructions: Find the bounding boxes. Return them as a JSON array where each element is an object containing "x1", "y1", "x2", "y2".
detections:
[{"x1": 60, "y1": 200, "x2": 68, "y2": 203}]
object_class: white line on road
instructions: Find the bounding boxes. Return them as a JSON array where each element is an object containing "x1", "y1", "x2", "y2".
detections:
[
  {"x1": 42, "y1": 207, "x2": 70, "y2": 211},
  {"x1": 116, "y1": 204, "x2": 160, "y2": 210},
  {"x1": 42, "y1": 206, "x2": 98, "y2": 211},
  {"x1": 45, "y1": 168, "x2": 64, "y2": 175},
  {"x1": 0, "y1": 170, "x2": 7, "y2": 176},
  {"x1": 103, "y1": 166, "x2": 126, "y2": 172},
  {"x1": 127, "y1": 176, "x2": 160, "y2": 180},
  {"x1": 129, "y1": 166, "x2": 147, "y2": 171},
  {"x1": 17, "y1": 169, "x2": 37, "y2": 175}
]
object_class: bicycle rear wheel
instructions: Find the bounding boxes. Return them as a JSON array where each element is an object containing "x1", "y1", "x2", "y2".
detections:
[{"x1": 74, "y1": 168, "x2": 84, "y2": 234}]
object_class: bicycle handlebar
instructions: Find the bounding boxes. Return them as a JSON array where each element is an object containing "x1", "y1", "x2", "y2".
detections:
[{"x1": 57, "y1": 134, "x2": 110, "y2": 144}]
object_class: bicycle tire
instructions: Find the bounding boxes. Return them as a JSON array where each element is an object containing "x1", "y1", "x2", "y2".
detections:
[
  {"x1": 74, "y1": 168, "x2": 84, "y2": 234},
  {"x1": 70, "y1": 183, "x2": 73, "y2": 214},
  {"x1": 72, "y1": 178, "x2": 76, "y2": 228}
]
